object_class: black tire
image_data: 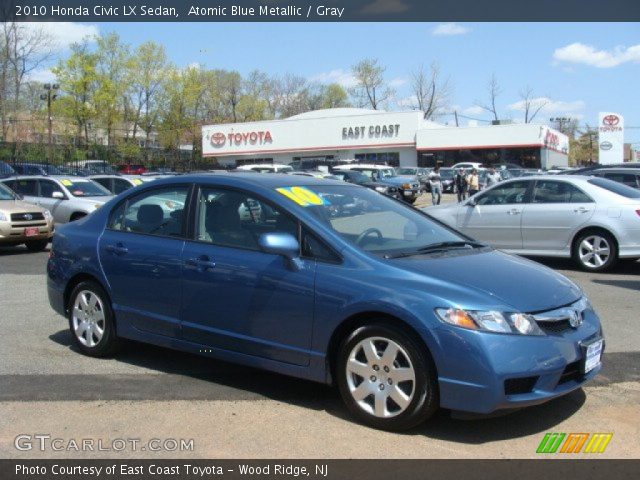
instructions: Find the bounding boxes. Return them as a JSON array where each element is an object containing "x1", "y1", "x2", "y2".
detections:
[
  {"x1": 67, "y1": 280, "x2": 121, "y2": 357},
  {"x1": 336, "y1": 322, "x2": 438, "y2": 431},
  {"x1": 25, "y1": 239, "x2": 49, "y2": 252},
  {"x1": 572, "y1": 230, "x2": 618, "y2": 272}
]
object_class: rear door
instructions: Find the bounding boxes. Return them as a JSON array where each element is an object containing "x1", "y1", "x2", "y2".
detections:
[
  {"x1": 456, "y1": 180, "x2": 531, "y2": 249},
  {"x1": 98, "y1": 184, "x2": 190, "y2": 338},
  {"x1": 521, "y1": 179, "x2": 595, "y2": 252}
]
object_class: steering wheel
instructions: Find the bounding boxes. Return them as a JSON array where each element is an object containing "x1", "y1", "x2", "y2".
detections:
[{"x1": 355, "y1": 228, "x2": 383, "y2": 246}]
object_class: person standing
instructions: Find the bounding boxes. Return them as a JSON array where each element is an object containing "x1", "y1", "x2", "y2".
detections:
[
  {"x1": 454, "y1": 167, "x2": 468, "y2": 202},
  {"x1": 485, "y1": 166, "x2": 502, "y2": 189},
  {"x1": 428, "y1": 166, "x2": 442, "y2": 205},
  {"x1": 467, "y1": 168, "x2": 480, "y2": 197}
]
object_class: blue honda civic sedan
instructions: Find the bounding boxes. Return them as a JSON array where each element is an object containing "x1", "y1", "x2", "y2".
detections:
[{"x1": 47, "y1": 173, "x2": 604, "y2": 431}]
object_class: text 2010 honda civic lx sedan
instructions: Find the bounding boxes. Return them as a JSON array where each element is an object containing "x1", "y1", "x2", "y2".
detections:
[{"x1": 47, "y1": 173, "x2": 604, "y2": 431}]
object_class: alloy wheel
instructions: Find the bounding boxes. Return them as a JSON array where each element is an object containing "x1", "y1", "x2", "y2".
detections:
[
  {"x1": 345, "y1": 336, "x2": 416, "y2": 418},
  {"x1": 72, "y1": 290, "x2": 105, "y2": 347},
  {"x1": 579, "y1": 235, "x2": 611, "y2": 269}
]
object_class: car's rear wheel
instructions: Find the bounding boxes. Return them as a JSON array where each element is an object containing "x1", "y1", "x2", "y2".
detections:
[
  {"x1": 573, "y1": 230, "x2": 618, "y2": 272},
  {"x1": 68, "y1": 281, "x2": 121, "y2": 357},
  {"x1": 336, "y1": 323, "x2": 438, "y2": 431},
  {"x1": 25, "y1": 239, "x2": 49, "y2": 252}
]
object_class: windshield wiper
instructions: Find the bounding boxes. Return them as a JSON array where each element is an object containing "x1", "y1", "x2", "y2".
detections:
[{"x1": 385, "y1": 241, "x2": 486, "y2": 259}]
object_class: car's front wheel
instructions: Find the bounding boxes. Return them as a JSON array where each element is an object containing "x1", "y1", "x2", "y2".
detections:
[
  {"x1": 573, "y1": 230, "x2": 618, "y2": 272},
  {"x1": 68, "y1": 281, "x2": 121, "y2": 357},
  {"x1": 336, "y1": 323, "x2": 438, "y2": 431}
]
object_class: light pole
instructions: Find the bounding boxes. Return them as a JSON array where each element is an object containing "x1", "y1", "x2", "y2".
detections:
[{"x1": 40, "y1": 83, "x2": 59, "y2": 164}]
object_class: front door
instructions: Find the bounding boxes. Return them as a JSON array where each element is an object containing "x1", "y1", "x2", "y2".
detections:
[
  {"x1": 456, "y1": 180, "x2": 532, "y2": 250},
  {"x1": 180, "y1": 186, "x2": 316, "y2": 366},
  {"x1": 98, "y1": 185, "x2": 190, "y2": 337}
]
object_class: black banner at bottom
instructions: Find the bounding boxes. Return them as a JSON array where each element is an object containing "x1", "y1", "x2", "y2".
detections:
[{"x1": 1, "y1": 459, "x2": 638, "y2": 480}]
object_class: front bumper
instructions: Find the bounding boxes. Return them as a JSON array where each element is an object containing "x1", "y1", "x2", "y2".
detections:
[
  {"x1": 427, "y1": 309, "x2": 603, "y2": 414},
  {"x1": 0, "y1": 220, "x2": 54, "y2": 244}
]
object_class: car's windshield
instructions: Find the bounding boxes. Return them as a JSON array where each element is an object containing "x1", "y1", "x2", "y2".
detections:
[
  {"x1": 588, "y1": 178, "x2": 640, "y2": 198},
  {"x1": 0, "y1": 182, "x2": 17, "y2": 200},
  {"x1": 397, "y1": 168, "x2": 417, "y2": 175},
  {"x1": 60, "y1": 179, "x2": 111, "y2": 197},
  {"x1": 278, "y1": 185, "x2": 468, "y2": 257},
  {"x1": 439, "y1": 169, "x2": 454, "y2": 180}
]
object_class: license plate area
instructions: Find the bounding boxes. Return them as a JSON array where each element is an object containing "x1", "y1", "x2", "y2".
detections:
[
  {"x1": 581, "y1": 338, "x2": 603, "y2": 374},
  {"x1": 24, "y1": 227, "x2": 39, "y2": 237}
]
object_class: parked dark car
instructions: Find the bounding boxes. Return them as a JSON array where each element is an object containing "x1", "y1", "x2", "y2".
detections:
[
  {"x1": 331, "y1": 170, "x2": 399, "y2": 198},
  {"x1": 574, "y1": 168, "x2": 640, "y2": 189},
  {"x1": 12, "y1": 163, "x2": 63, "y2": 176},
  {"x1": 563, "y1": 163, "x2": 640, "y2": 175},
  {"x1": 1, "y1": 161, "x2": 16, "y2": 178}
]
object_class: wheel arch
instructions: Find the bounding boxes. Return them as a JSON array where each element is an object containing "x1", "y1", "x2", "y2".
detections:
[
  {"x1": 63, "y1": 273, "x2": 111, "y2": 317},
  {"x1": 571, "y1": 225, "x2": 619, "y2": 257},
  {"x1": 325, "y1": 311, "x2": 437, "y2": 385},
  {"x1": 69, "y1": 211, "x2": 88, "y2": 222}
]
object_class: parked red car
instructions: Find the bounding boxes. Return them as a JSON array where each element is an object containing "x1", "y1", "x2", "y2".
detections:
[{"x1": 117, "y1": 164, "x2": 147, "y2": 175}]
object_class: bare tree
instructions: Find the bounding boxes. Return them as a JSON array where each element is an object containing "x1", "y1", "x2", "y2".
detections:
[
  {"x1": 0, "y1": 22, "x2": 53, "y2": 141},
  {"x1": 519, "y1": 86, "x2": 548, "y2": 123},
  {"x1": 350, "y1": 58, "x2": 394, "y2": 110},
  {"x1": 475, "y1": 74, "x2": 502, "y2": 121},
  {"x1": 410, "y1": 62, "x2": 451, "y2": 119}
]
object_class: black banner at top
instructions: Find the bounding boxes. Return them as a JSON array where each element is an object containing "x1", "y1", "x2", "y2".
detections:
[{"x1": 1, "y1": 0, "x2": 640, "y2": 22}]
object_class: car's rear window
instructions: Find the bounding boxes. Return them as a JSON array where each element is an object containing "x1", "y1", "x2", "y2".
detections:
[{"x1": 588, "y1": 177, "x2": 640, "y2": 198}]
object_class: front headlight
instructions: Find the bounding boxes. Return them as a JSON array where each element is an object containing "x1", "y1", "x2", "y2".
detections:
[
  {"x1": 43, "y1": 210, "x2": 52, "y2": 220},
  {"x1": 435, "y1": 308, "x2": 545, "y2": 335},
  {"x1": 0, "y1": 211, "x2": 7, "y2": 222}
]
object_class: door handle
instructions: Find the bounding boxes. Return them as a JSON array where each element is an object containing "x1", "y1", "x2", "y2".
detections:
[
  {"x1": 574, "y1": 207, "x2": 590, "y2": 213},
  {"x1": 507, "y1": 209, "x2": 521, "y2": 215},
  {"x1": 185, "y1": 256, "x2": 216, "y2": 271},
  {"x1": 105, "y1": 243, "x2": 128, "y2": 255}
]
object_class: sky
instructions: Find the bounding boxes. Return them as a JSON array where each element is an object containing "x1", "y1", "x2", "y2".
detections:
[{"x1": 29, "y1": 21, "x2": 640, "y2": 144}]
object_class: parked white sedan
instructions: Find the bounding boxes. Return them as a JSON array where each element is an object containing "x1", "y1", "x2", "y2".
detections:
[{"x1": 425, "y1": 175, "x2": 640, "y2": 271}]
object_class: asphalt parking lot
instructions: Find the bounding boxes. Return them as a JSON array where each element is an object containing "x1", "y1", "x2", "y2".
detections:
[{"x1": 1, "y1": 195, "x2": 638, "y2": 459}]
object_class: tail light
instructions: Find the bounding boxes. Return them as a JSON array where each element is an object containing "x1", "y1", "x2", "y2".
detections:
[{"x1": 636, "y1": 210, "x2": 640, "y2": 217}]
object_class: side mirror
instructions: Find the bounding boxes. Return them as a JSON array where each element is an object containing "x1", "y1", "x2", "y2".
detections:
[
  {"x1": 258, "y1": 232, "x2": 302, "y2": 270},
  {"x1": 52, "y1": 191, "x2": 65, "y2": 199},
  {"x1": 467, "y1": 198, "x2": 477, "y2": 207}
]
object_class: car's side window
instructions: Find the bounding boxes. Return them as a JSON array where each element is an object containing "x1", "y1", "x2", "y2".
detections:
[
  {"x1": 301, "y1": 229, "x2": 340, "y2": 263},
  {"x1": 39, "y1": 180, "x2": 64, "y2": 198},
  {"x1": 476, "y1": 181, "x2": 530, "y2": 206},
  {"x1": 195, "y1": 187, "x2": 299, "y2": 252},
  {"x1": 604, "y1": 172, "x2": 639, "y2": 188},
  {"x1": 93, "y1": 178, "x2": 111, "y2": 191},
  {"x1": 12, "y1": 179, "x2": 38, "y2": 197},
  {"x1": 108, "y1": 186, "x2": 188, "y2": 237},
  {"x1": 533, "y1": 180, "x2": 593, "y2": 204},
  {"x1": 113, "y1": 178, "x2": 132, "y2": 194}
]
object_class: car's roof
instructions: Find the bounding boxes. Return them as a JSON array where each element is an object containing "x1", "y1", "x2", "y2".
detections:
[{"x1": 156, "y1": 172, "x2": 346, "y2": 188}]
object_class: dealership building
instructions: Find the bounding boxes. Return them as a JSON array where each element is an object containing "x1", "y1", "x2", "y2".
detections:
[{"x1": 201, "y1": 108, "x2": 569, "y2": 170}]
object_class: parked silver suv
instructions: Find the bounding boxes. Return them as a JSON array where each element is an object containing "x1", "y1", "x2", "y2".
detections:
[{"x1": 1, "y1": 176, "x2": 113, "y2": 223}]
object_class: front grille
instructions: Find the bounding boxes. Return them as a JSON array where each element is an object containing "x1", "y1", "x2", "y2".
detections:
[
  {"x1": 538, "y1": 319, "x2": 573, "y2": 335},
  {"x1": 558, "y1": 361, "x2": 583, "y2": 385},
  {"x1": 10, "y1": 212, "x2": 44, "y2": 221},
  {"x1": 505, "y1": 376, "x2": 538, "y2": 395},
  {"x1": 11, "y1": 222, "x2": 46, "y2": 228}
]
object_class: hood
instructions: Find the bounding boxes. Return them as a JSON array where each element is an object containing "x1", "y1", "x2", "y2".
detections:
[
  {"x1": 0, "y1": 199, "x2": 47, "y2": 214},
  {"x1": 392, "y1": 249, "x2": 582, "y2": 313}
]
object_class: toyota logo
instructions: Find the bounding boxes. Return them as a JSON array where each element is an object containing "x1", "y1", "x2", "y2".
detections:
[
  {"x1": 210, "y1": 132, "x2": 226, "y2": 147},
  {"x1": 602, "y1": 115, "x2": 620, "y2": 126},
  {"x1": 23, "y1": 213, "x2": 33, "y2": 221},
  {"x1": 569, "y1": 310, "x2": 583, "y2": 328}
]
